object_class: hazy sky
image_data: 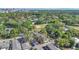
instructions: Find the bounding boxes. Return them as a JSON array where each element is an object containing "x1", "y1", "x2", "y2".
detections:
[{"x1": 0, "y1": 0, "x2": 79, "y2": 8}]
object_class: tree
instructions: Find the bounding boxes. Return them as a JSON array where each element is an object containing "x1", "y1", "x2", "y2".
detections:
[
  {"x1": 56, "y1": 38, "x2": 75, "y2": 48},
  {"x1": 34, "y1": 19, "x2": 45, "y2": 24},
  {"x1": 46, "y1": 19, "x2": 64, "y2": 39},
  {"x1": 4, "y1": 19, "x2": 18, "y2": 28},
  {"x1": 0, "y1": 24, "x2": 6, "y2": 39},
  {"x1": 10, "y1": 28, "x2": 19, "y2": 38},
  {"x1": 22, "y1": 19, "x2": 33, "y2": 30}
]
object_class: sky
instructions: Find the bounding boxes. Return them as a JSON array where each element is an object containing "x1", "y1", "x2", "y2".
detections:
[{"x1": 0, "y1": 0, "x2": 79, "y2": 8}]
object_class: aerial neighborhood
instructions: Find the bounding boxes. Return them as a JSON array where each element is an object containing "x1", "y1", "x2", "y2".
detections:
[{"x1": 0, "y1": 8, "x2": 79, "y2": 50}]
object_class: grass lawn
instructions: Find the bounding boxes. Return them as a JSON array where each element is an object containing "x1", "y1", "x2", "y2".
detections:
[
  {"x1": 33, "y1": 24, "x2": 47, "y2": 31},
  {"x1": 68, "y1": 26, "x2": 79, "y2": 31}
]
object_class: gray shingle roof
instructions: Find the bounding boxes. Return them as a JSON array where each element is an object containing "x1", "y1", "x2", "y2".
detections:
[
  {"x1": 47, "y1": 43, "x2": 59, "y2": 50},
  {"x1": 12, "y1": 40, "x2": 21, "y2": 50},
  {"x1": 21, "y1": 42, "x2": 31, "y2": 50}
]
